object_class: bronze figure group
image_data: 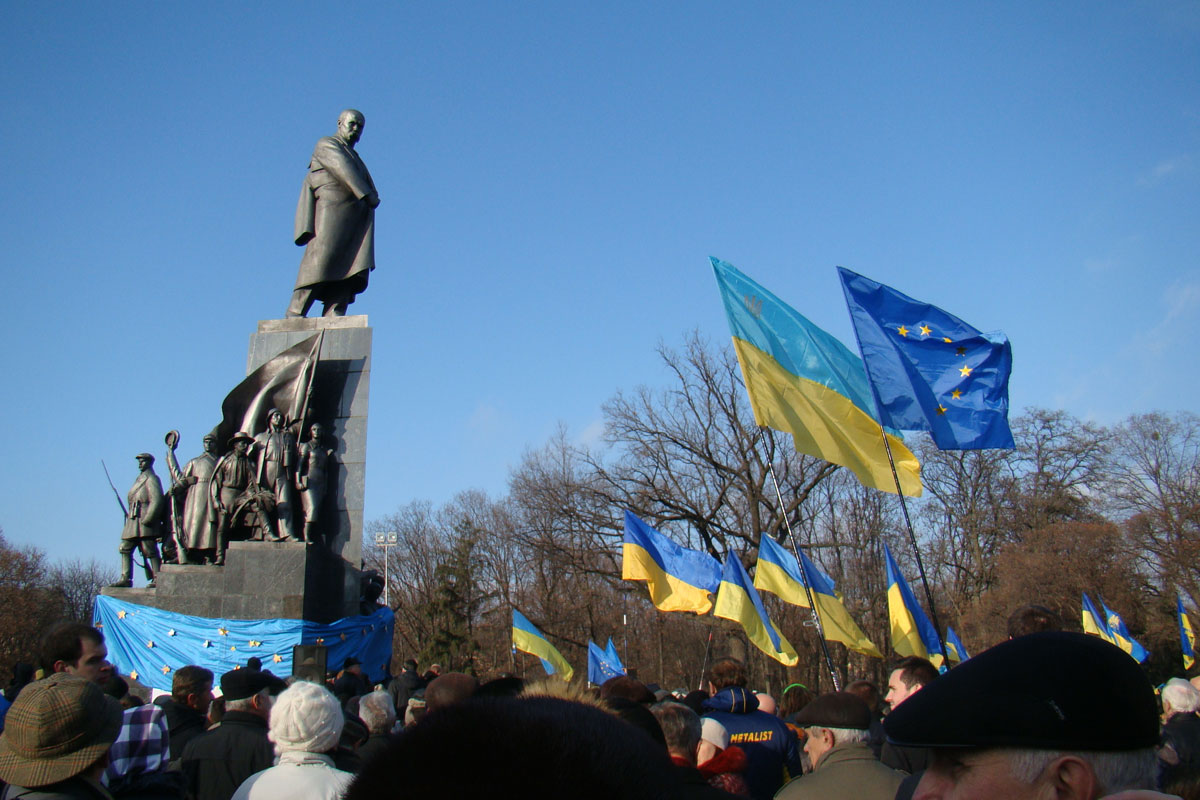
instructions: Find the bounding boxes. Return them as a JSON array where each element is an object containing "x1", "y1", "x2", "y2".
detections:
[{"x1": 110, "y1": 419, "x2": 334, "y2": 586}]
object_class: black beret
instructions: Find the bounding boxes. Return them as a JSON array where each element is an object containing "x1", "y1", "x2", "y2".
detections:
[
  {"x1": 884, "y1": 631, "x2": 1158, "y2": 751},
  {"x1": 794, "y1": 692, "x2": 872, "y2": 730},
  {"x1": 220, "y1": 668, "x2": 284, "y2": 701}
]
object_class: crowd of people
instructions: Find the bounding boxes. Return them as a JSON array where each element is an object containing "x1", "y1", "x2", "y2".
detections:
[{"x1": 0, "y1": 605, "x2": 1197, "y2": 800}]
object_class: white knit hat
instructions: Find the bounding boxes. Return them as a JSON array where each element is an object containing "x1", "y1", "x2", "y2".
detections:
[
  {"x1": 268, "y1": 681, "x2": 344, "y2": 754},
  {"x1": 699, "y1": 717, "x2": 730, "y2": 750}
]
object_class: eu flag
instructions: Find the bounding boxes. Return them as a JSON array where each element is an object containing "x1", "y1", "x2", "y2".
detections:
[{"x1": 838, "y1": 267, "x2": 1014, "y2": 450}]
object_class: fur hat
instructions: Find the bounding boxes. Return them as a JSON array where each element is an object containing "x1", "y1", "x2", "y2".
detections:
[
  {"x1": 268, "y1": 681, "x2": 344, "y2": 754},
  {"x1": 0, "y1": 674, "x2": 122, "y2": 788}
]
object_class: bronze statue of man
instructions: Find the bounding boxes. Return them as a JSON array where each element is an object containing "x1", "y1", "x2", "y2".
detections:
[
  {"x1": 296, "y1": 422, "x2": 334, "y2": 543},
  {"x1": 287, "y1": 108, "x2": 380, "y2": 318},
  {"x1": 167, "y1": 432, "x2": 220, "y2": 564},
  {"x1": 254, "y1": 409, "x2": 298, "y2": 542},
  {"x1": 112, "y1": 453, "x2": 165, "y2": 588},
  {"x1": 211, "y1": 432, "x2": 269, "y2": 566}
]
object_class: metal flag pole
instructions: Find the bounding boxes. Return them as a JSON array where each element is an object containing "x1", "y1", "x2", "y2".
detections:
[
  {"x1": 697, "y1": 627, "x2": 714, "y2": 691},
  {"x1": 876, "y1": 425, "x2": 948, "y2": 658},
  {"x1": 836, "y1": 278, "x2": 948, "y2": 659},
  {"x1": 756, "y1": 426, "x2": 842, "y2": 691}
]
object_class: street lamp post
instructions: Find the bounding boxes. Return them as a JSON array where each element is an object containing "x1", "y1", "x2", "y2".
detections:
[{"x1": 373, "y1": 531, "x2": 399, "y2": 607}]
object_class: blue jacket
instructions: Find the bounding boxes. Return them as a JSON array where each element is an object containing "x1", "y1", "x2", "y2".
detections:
[{"x1": 702, "y1": 687, "x2": 802, "y2": 800}]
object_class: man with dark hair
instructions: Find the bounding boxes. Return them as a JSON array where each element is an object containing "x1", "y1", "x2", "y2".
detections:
[
  {"x1": 777, "y1": 692, "x2": 903, "y2": 800},
  {"x1": 700, "y1": 658, "x2": 802, "y2": 800},
  {"x1": 387, "y1": 658, "x2": 423, "y2": 714},
  {"x1": 599, "y1": 675, "x2": 656, "y2": 704},
  {"x1": 181, "y1": 668, "x2": 277, "y2": 800},
  {"x1": 39, "y1": 623, "x2": 112, "y2": 685},
  {"x1": 885, "y1": 632, "x2": 1160, "y2": 799},
  {"x1": 1006, "y1": 604, "x2": 1064, "y2": 639},
  {"x1": 882, "y1": 656, "x2": 938, "y2": 775},
  {"x1": 885, "y1": 656, "x2": 938, "y2": 711},
  {"x1": 424, "y1": 673, "x2": 479, "y2": 714},
  {"x1": 154, "y1": 665, "x2": 214, "y2": 761}
]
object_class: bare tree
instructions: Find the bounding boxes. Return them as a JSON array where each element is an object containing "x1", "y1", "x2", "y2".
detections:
[{"x1": 46, "y1": 558, "x2": 119, "y2": 624}]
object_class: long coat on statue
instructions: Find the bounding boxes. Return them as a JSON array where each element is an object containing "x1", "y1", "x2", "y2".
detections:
[
  {"x1": 122, "y1": 469, "x2": 165, "y2": 540},
  {"x1": 293, "y1": 136, "x2": 376, "y2": 302}
]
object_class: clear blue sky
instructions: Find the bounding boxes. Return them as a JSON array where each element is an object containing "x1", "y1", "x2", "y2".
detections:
[{"x1": 2, "y1": 2, "x2": 1197, "y2": 568}]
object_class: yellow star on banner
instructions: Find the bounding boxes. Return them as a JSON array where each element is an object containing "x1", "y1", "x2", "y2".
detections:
[
  {"x1": 943, "y1": 337, "x2": 951, "y2": 343},
  {"x1": 897, "y1": 325, "x2": 909, "y2": 337},
  {"x1": 248, "y1": 640, "x2": 262, "y2": 648},
  {"x1": 919, "y1": 324, "x2": 931, "y2": 337},
  {"x1": 340, "y1": 633, "x2": 348, "y2": 641},
  {"x1": 203, "y1": 640, "x2": 211, "y2": 648},
  {"x1": 316, "y1": 638, "x2": 325, "y2": 645},
  {"x1": 217, "y1": 628, "x2": 228, "y2": 636},
  {"x1": 956, "y1": 346, "x2": 966, "y2": 356},
  {"x1": 118, "y1": 610, "x2": 127, "y2": 619},
  {"x1": 959, "y1": 365, "x2": 973, "y2": 377},
  {"x1": 146, "y1": 641, "x2": 154, "y2": 648},
  {"x1": 161, "y1": 665, "x2": 171, "y2": 674},
  {"x1": 951, "y1": 389, "x2": 962, "y2": 399},
  {"x1": 129, "y1": 670, "x2": 138, "y2": 681},
  {"x1": 167, "y1": 630, "x2": 176, "y2": 637},
  {"x1": 937, "y1": 405, "x2": 947, "y2": 415},
  {"x1": 230, "y1": 646, "x2": 237, "y2": 651},
  {"x1": 273, "y1": 654, "x2": 283, "y2": 663}
]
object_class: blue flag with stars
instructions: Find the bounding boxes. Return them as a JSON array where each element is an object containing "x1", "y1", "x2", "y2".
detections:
[{"x1": 838, "y1": 267, "x2": 1014, "y2": 450}]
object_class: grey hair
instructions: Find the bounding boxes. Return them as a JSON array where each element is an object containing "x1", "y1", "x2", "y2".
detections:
[
  {"x1": 650, "y1": 701, "x2": 701, "y2": 759},
  {"x1": 224, "y1": 689, "x2": 269, "y2": 713},
  {"x1": 358, "y1": 690, "x2": 396, "y2": 734},
  {"x1": 1163, "y1": 678, "x2": 1200, "y2": 715},
  {"x1": 811, "y1": 726, "x2": 868, "y2": 747},
  {"x1": 1007, "y1": 748, "x2": 1158, "y2": 794}
]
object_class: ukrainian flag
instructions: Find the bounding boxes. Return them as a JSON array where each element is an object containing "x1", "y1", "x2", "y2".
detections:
[
  {"x1": 884, "y1": 543, "x2": 944, "y2": 667},
  {"x1": 711, "y1": 258, "x2": 921, "y2": 496},
  {"x1": 1081, "y1": 593, "x2": 1116, "y2": 645},
  {"x1": 512, "y1": 610, "x2": 574, "y2": 681},
  {"x1": 1178, "y1": 595, "x2": 1195, "y2": 670},
  {"x1": 622, "y1": 511, "x2": 721, "y2": 614},
  {"x1": 945, "y1": 626, "x2": 970, "y2": 663},
  {"x1": 754, "y1": 536, "x2": 882, "y2": 658},
  {"x1": 715, "y1": 552, "x2": 799, "y2": 666},
  {"x1": 1100, "y1": 598, "x2": 1149, "y2": 663}
]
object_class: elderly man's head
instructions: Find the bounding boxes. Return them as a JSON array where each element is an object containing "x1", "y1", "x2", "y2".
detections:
[
  {"x1": 885, "y1": 632, "x2": 1159, "y2": 800},
  {"x1": 1163, "y1": 677, "x2": 1200, "y2": 719},
  {"x1": 337, "y1": 109, "x2": 365, "y2": 146},
  {"x1": 358, "y1": 690, "x2": 396, "y2": 735},
  {"x1": 794, "y1": 692, "x2": 872, "y2": 769}
]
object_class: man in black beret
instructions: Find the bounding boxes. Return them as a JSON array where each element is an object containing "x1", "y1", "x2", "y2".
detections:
[
  {"x1": 884, "y1": 632, "x2": 1160, "y2": 799},
  {"x1": 180, "y1": 668, "x2": 279, "y2": 800},
  {"x1": 776, "y1": 692, "x2": 904, "y2": 800}
]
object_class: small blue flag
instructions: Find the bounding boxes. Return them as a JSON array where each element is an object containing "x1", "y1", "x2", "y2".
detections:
[
  {"x1": 838, "y1": 267, "x2": 1014, "y2": 450},
  {"x1": 604, "y1": 638, "x2": 625, "y2": 674},
  {"x1": 588, "y1": 640, "x2": 625, "y2": 684}
]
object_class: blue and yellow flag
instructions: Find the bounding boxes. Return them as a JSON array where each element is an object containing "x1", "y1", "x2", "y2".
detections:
[
  {"x1": 712, "y1": 258, "x2": 921, "y2": 496},
  {"x1": 838, "y1": 267, "x2": 1014, "y2": 450},
  {"x1": 587, "y1": 640, "x2": 625, "y2": 685},
  {"x1": 622, "y1": 510, "x2": 721, "y2": 614},
  {"x1": 1081, "y1": 593, "x2": 1116, "y2": 645},
  {"x1": 753, "y1": 536, "x2": 882, "y2": 657},
  {"x1": 1100, "y1": 598, "x2": 1149, "y2": 663},
  {"x1": 1178, "y1": 595, "x2": 1195, "y2": 670},
  {"x1": 945, "y1": 626, "x2": 970, "y2": 664},
  {"x1": 715, "y1": 552, "x2": 799, "y2": 666},
  {"x1": 512, "y1": 610, "x2": 574, "y2": 681},
  {"x1": 884, "y1": 543, "x2": 944, "y2": 667}
]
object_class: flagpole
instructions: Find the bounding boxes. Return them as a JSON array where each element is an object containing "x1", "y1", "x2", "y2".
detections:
[
  {"x1": 759, "y1": 426, "x2": 842, "y2": 691},
  {"x1": 836, "y1": 274, "x2": 947, "y2": 659},
  {"x1": 697, "y1": 628, "x2": 714, "y2": 691},
  {"x1": 876, "y1": 426, "x2": 948, "y2": 658}
]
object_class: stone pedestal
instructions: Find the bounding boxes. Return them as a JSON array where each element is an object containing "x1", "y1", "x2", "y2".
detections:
[{"x1": 102, "y1": 316, "x2": 371, "y2": 624}]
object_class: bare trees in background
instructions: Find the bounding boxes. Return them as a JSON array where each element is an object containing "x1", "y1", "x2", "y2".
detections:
[{"x1": 368, "y1": 334, "x2": 1200, "y2": 689}]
